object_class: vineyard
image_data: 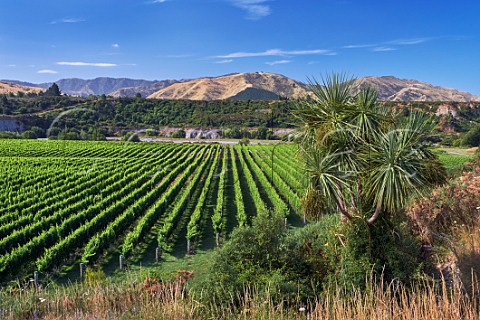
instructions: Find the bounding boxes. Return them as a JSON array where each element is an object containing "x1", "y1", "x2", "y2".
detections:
[{"x1": 0, "y1": 140, "x2": 305, "y2": 282}]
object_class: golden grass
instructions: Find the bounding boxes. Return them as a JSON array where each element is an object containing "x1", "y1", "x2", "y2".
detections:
[{"x1": 1, "y1": 274, "x2": 479, "y2": 319}]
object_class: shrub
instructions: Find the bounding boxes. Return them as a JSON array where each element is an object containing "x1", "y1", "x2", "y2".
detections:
[
  {"x1": 145, "y1": 129, "x2": 158, "y2": 137},
  {"x1": 193, "y1": 211, "x2": 420, "y2": 303},
  {"x1": 21, "y1": 130, "x2": 37, "y2": 139},
  {"x1": 171, "y1": 130, "x2": 186, "y2": 138},
  {"x1": 238, "y1": 137, "x2": 250, "y2": 145},
  {"x1": 462, "y1": 125, "x2": 480, "y2": 147},
  {"x1": 407, "y1": 164, "x2": 480, "y2": 288},
  {"x1": 122, "y1": 131, "x2": 141, "y2": 142},
  {"x1": 331, "y1": 217, "x2": 421, "y2": 290},
  {"x1": 408, "y1": 164, "x2": 480, "y2": 244},
  {"x1": 192, "y1": 213, "x2": 303, "y2": 304}
]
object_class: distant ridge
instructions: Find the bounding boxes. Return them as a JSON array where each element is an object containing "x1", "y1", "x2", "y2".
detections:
[
  {"x1": 147, "y1": 72, "x2": 307, "y2": 100},
  {"x1": 3, "y1": 73, "x2": 479, "y2": 102},
  {"x1": 0, "y1": 82, "x2": 44, "y2": 95},
  {"x1": 2, "y1": 77, "x2": 157, "y2": 97},
  {"x1": 109, "y1": 79, "x2": 183, "y2": 98},
  {"x1": 47, "y1": 77, "x2": 157, "y2": 96},
  {"x1": 352, "y1": 76, "x2": 480, "y2": 102}
]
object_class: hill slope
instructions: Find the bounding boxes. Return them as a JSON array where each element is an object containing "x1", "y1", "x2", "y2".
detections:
[
  {"x1": 3, "y1": 74, "x2": 479, "y2": 102},
  {"x1": 109, "y1": 79, "x2": 183, "y2": 98},
  {"x1": 353, "y1": 76, "x2": 480, "y2": 102},
  {"x1": 48, "y1": 77, "x2": 157, "y2": 96},
  {"x1": 0, "y1": 82, "x2": 44, "y2": 95},
  {"x1": 147, "y1": 72, "x2": 308, "y2": 100}
]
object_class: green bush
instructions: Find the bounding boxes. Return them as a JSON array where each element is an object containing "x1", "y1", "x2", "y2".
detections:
[
  {"x1": 122, "y1": 131, "x2": 141, "y2": 142},
  {"x1": 193, "y1": 213, "x2": 421, "y2": 304},
  {"x1": 238, "y1": 137, "x2": 250, "y2": 145},
  {"x1": 145, "y1": 129, "x2": 158, "y2": 137},
  {"x1": 462, "y1": 125, "x2": 480, "y2": 147},
  {"x1": 21, "y1": 130, "x2": 37, "y2": 139},
  {"x1": 171, "y1": 130, "x2": 186, "y2": 138},
  {"x1": 331, "y1": 217, "x2": 422, "y2": 291},
  {"x1": 192, "y1": 213, "x2": 298, "y2": 304}
]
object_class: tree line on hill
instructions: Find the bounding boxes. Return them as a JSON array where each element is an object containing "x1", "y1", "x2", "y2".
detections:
[{"x1": 0, "y1": 87, "x2": 479, "y2": 146}]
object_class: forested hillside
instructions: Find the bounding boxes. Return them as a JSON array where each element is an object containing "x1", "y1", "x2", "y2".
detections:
[{"x1": 0, "y1": 94, "x2": 479, "y2": 145}]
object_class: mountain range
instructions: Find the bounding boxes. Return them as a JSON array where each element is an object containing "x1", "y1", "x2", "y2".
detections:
[{"x1": 3, "y1": 72, "x2": 480, "y2": 102}]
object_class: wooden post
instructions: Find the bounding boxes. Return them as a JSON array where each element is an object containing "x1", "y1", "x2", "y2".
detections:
[
  {"x1": 79, "y1": 263, "x2": 86, "y2": 280},
  {"x1": 284, "y1": 218, "x2": 288, "y2": 229},
  {"x1": 187, "y1": 239, "x2": 191, "y2": 255},
  {"x1": 34, "y1": 271, "x2": 39, "y2": 288},
  {"x1": 303, "y1": 213, "x2": 307, "y2": 225},
  {"x1": 155, "y1": 247, "x2": 162, "y2": 262},
  {"x1": 216, "y1": 232, "x2": 220, "y2": 247},
  {"x1": 119, "y1": 255, "x2": 125, "y2": 270}
]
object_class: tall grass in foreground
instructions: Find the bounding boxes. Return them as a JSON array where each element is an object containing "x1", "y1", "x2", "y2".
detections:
[{"x1": 1, "y1": 274, "x2": 479, "y2": 319}]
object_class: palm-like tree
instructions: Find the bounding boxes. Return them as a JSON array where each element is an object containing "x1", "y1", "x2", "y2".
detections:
[{"x1": 295, "y1": 74, "x2": 445, "y2": 224}]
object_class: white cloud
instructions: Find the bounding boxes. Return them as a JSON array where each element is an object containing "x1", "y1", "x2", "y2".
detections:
[
  {"x1": 343, "y1": 44, "x2": 375, "y2": 49},
  {"x1": 230, "y1": 0, "x2": 271, "y2": 20},
  {"x1": 215, "y1": 59, "x2": 234, "y2": 64},
  {"x1": 388, "y1": 38, "x2": 430, "y2": 45},
  {"x1": 56, "y1": 61, "x2": 118, "y2": 67},
  {"x1": 50, "y1": 18, "x2": 85, "y2": 24},
  {"x1": 341, "y1": 37, "x2": 432, "y2": 52},
  {"x1": 38, "y1": 69, "x2": 58, "y2": 74},
  {"x1": 216, "y1": 48, "x2": 333, "y2": 58},
  {"x1": 7, "y1": 64, "x2": 16, "y2": 67},
  {"x1": 112, "y1": 43, "x2": 120, "y2": 48},
  {"x1": 151, "y1": 0, "x2": 168, "y2": 2},
  {"x1": 266, "y1": 59, "x2": 291, "y2": 66},
  {"x1": 372, "y1": 47, "x2": 396, "y2": 52}
]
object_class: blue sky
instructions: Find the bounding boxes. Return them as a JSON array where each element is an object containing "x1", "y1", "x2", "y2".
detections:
[{"x1": 1, "y1": 0, "x2": 480, "y2": 94}]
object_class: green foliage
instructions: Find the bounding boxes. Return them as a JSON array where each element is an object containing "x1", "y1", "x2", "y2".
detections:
[
  {"x1": 84, "y1": 267, "x2": 107, "y2": 286},
  {"x1": 332, "y1": 218, "x2": 421, "y2": 290},
  {"x1": 193, "y1": 213, "x2": 293, "y2": 303},
  {"x1": 171, "y1": 129, "x2": 186, "y2": 138},
  {"x1": 21, "y1": 130, "x2": 37, "y2": 139},
  {"x1": 0, "y1": 131, "x2": 21, "y2": 139},
  {"x1": 462, "y1": 125, "x2": 480, "y2": 147},
  {"x1": 1, "y1": 93, "x2": 478, "y2": 145},
  {"x1": 291, "y1": 73, "x2": 434, "y2": 292},
  {"x1": 295, "y1": 74, "x2": 446, "y2": 224},
  {"x1": 229, "y1": 87, "x2": 280, "y2": 100},
  {"x1": 195, "y1": 214, "x2": 326, "y2": 301},
  {"x1": 195, "y1": 211, "x2": 421, "y2": 304},
  {"x1": 122, "y1": 131, "x2": 140, "y2": 142},
  {"x1": 145, "y1": 128, "x2": 158, "y2": 136},
  {"x1": 44, "y1": 83, "x2": 61, "y2": 97},
  {"x1": 238, "y1": 137, "x2": 250, "y2": 145},
  {"x1": 436, "y1": 152, "x2": 474, "y2": 174},
  {"x1": 30, "y1": 126, "x2": 46, "y2": 138}
]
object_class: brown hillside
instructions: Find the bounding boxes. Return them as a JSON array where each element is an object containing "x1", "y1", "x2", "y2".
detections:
[
  {"x1": 0, "y1": 82, "x2": 44, "y2": 95},
  {"x1": 353, "y1": 76, "x2": 480, "y2": 102},
  {"x1": 147, "y1": 72, "x2": 308, "y2": 100}
]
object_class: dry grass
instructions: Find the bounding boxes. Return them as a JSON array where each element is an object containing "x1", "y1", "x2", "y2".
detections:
[
  {"x1": 0, "y1": 82, "x2": 44, "y2": 94},
  {"x1": 147, "y1": 72, "x2": 308, "y2": 100},
  {"x1": 1, "y1": 274, "x2": 479, "y2": 319}
]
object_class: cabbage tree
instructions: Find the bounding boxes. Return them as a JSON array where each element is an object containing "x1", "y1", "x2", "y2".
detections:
[{"x1": 295, "y1": 74, "x2": 445, "y2": 224}]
